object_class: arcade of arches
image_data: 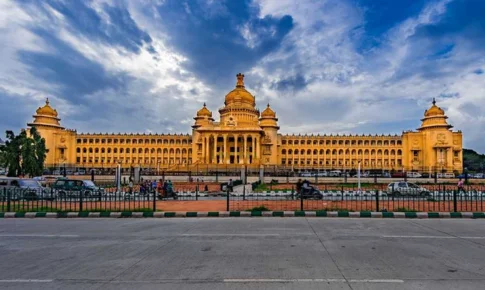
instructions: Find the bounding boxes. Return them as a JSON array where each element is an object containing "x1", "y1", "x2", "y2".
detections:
[{"x1": 27, "y1": 74, "x2": 463, "y2": 173}]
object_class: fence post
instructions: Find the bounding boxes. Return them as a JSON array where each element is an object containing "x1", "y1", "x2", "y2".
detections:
[
  {"x1": 300, "y1": 186, "x2": 304, "y2": 211},
  {"x1": 243, "y1": 183, "x2": 246, "y2": 201},
  {"x1": 153, "y1": 188, "x2": 156, "y2": 212},
  {"x1": 226, "y1": 187, "x2": 230, "y2": 211},
  {"x1": 196, "y1": 184, "x2": 199, "y2": 201},
  {"x1": 6, "y1": 188, "x2": 10, "y2": 212},
  {"x1": 291, "y1": 185, "x2": 294, "y2": 200},
  {"x1": 79, "y1": 190, "x2": 83, "y2": 212},
  {"x1": 375, "y1": 190, "x2": 379, "y2": 212},
  {"x1": 453, "y1": 190, "x2": 457, "y2": 212}
]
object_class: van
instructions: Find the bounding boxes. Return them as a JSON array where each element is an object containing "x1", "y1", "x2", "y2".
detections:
[{"x1": 0, "y1": 178, "x2": 51, "y2": 201}]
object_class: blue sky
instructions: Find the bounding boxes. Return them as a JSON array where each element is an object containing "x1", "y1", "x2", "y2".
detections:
[{"x1": 1, "y1": 0, "x2": 484, "y2": 152}]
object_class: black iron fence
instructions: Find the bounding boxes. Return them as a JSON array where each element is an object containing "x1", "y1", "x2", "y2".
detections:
[
  {"x1": 1, "y1": 184, "x2": 484, "y2": 213},
  {"x1": 228, "y1": 184, "x2": 485, "y2": 212}
]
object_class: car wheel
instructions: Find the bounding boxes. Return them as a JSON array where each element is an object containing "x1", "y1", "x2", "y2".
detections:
[{"x1": 420, "y1": 191, "x2": 429, "y2": 197}]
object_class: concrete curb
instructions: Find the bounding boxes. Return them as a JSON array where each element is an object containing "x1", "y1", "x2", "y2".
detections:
[{"x1": 1, "y1": 211, "x2": 485, "y2": 219}]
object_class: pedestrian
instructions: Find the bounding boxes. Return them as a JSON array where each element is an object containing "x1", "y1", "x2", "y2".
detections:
[
  {"x1": 128, "y1": 180, "x2": 133, "y2": 194},
  {"x1": 228, "y1": 179, "x2": 234, "y2": 192},
  {"x1": 457, "y1": 178, "x2": 465, "y2": 194},
  {"x1": 296, "y1": 179, "x2": 303, "y2": 193}
]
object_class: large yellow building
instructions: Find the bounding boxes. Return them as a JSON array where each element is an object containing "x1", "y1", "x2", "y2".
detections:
[{"x1": 27, "y1": 74, "x2": 463, "y2": 173}]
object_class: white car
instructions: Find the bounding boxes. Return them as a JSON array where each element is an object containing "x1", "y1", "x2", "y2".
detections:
[
  {"x1": 474, "y1": 173, "x2": 484, "y2": 179},
  {"x1": 387, "y1": 182, "x2": 430, "y2": 196},
  {"x1": 406, "y1": 172, "x2": 422, "y2": 178},
  {"x1": 328, "y1": 170, "x2": 341, "y2": 177},
  {"x1": 300, "y1": 172, "x2": 312, "y2": 177},
  {"x1": 437, "y1": 173, "x2": 455, "y2": 178}
]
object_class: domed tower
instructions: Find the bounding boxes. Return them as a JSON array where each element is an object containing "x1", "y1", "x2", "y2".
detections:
[
  {"x1": 259, "y1": 104, "x2": 280, "y2": 164},
  {"x1": 192, "y1": 103, "x2": 214, "y2": 129},
  {"x1": 402, "y1": 98, "x2": 462, "y2": 173},
  {"x1": 27, "y1": 98, "x2": 76, "y2": 167},
  {"x1": 219, "y1": 73, "x2": 260, "y2": 128}
]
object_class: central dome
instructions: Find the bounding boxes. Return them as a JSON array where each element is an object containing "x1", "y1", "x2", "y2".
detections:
[
  {"x1": 36, "y1": 98, "x2": 58, "y2": 117},
  {"x1": 224, "y1": 73, "x2": 255, "y2": 107}
]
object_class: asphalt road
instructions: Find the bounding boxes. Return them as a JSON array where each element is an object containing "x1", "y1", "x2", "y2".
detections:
[{"x1": 1, "y1": 218, "x2": 485, "y2": 290}]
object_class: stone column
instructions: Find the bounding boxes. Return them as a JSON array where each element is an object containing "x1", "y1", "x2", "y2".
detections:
[
  {"x1": 243, "y1": 135, "x2": 248, "y2": 164},
  {"x1": 251, "y1": 135, "x2": 256, "y2": 163},
  {"x1": 206, "y1": 137, "x2": 210, "y2": 164},
  {"x1": 223, "y1": 135, "x2": 227, "y2": 164},
  {"x1": 235, "y1": 135, "x2": 238, "y2": 164},
  {"x1": 213, "y1": 136, "x2": 217, "y2": 164},
  {"x1": 256, "y1": 136, "x2": 260, "y2": 160}
]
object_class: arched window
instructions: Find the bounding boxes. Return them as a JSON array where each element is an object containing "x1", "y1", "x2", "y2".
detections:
[
  {"x1": 332, "y1": 149, "x2": 337, "y2": 155},
  {"x1": 151, "y1": 148, "x2": 155, "y2": 154},
  {"x1": 101, "y1": 148, "x2": 105, "y2": 153},
  {"x1": 138, "y1": 148, "x2": 143, "y2": 154},
  {"x1": 114, "y1": 148, "x2": 117, "y2": 153},
  {"x1": 300, "y1": 149, "x2": 305, "y2": 154},
  {"x1": 326, "y1": 149, "x2": 331, "y2": 155},
  {"x1": 294, "y1": 140, "x2": 299, "y2": 145},
  {"x1": 307, "y1": 149, "x2": 311, "y2": 155},
  {"x1": 319, "y1": 149, "x2": 324, "y2": 155},
  {"x1": 176, "y1": 149, "x2": 181, "y2": 154},
  {"x1": 144, "y1": 148, "x2": 149, "y2": 153},
  {"x1": 371, "y1": 149, "x2": 376, "y2": 155},
  {"x1": 126, "y1": 148, "x2": 130, "y2": 153},
  {"x1": 384, "y1": 149, "x2": 389, "y2": 155},
  {"x1": 107, "y1": 148, "x2": 111, "y2": 153},
  {"x1": 119, "y1": 148, "x2": 124, "y2": 154},
  {"x1": 288, "y1": 149, "x2": 293, "y2": 154},
  {"x1": 95, "y1": 148, "x2": 99, "y2": 153},
  {"x1": 397, "y1": 149, "x2": 402, "y2": 155},
  {"x1": 169, "y1": 149, "x2": 174, "y2": 154},
  {"x1": 282, "y1": 149, "x2": 287, "y2": 154},
  {"x1": 338, "y1": 149, "x2": 344, "y2": 155},
  {"x1": 313, "y1": 149, "x2": 317, "y2": 155},
  {"x1": 391, "y1": 149, "x2": 395, "y2": 155},
  {"x1": 76, "y1": 148, "x2": 81, "y2": 153},
  {"x1": 163, "y1": 149, "x2": 168, "y2": 154},
  {"x1": 182, "y1": 149, "x2": 187, "y2": 154},
  {"x1": 157, "y1": 148, "x2": 162, "y2": 153},
  {"x1": 364, "y1": 149, "x2": 369, "y2": 155},
  {"x1": 89, "y1": 148, "x2": 93, "y2": 153},
  {"x1": 358, "y1": 149, "x2": 362, "y2": 155}
]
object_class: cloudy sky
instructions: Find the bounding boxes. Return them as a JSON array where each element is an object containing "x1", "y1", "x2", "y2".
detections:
[{"x1": 1, "y1": 0, "x2": 484, "y2": 152}]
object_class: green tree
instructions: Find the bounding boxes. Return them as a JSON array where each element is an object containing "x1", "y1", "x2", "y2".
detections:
[
  {"x1": 2, "y1": 131, "x2": 22, "y2": 177},
  {"x1": 1, "y1": 128, "x2": 47, "y2": 177}
]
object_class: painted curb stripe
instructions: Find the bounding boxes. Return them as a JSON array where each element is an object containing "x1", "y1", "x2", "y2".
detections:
[{"x1": 0, "y1": 211, "x2": 484, "y2": 218}]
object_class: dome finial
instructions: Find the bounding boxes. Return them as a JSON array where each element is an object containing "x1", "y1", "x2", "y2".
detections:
[
  {"x1": 236, "y1": 73, "x2": 245, "y2": 87},
  {"x1": 432, "y1": 97, "x2": 436, "y2": 106},
  {"x1": 203, "y1": 102, "x2": 206, "y2": 107},
  {"x1": 267, "y1": 103, "x2": 270, "y2": 107},
  {"x1": 46, "y1": 98, "x2": 50, "y2": 105}
]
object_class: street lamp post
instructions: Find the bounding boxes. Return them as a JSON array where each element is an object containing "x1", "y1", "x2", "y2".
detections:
[{"x1": 357, "y1": 161, "x2": 361, "y2": 193}]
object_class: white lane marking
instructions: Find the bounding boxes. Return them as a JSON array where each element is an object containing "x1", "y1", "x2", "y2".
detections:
[
  {"x1": 182, "y1": 234, "x2": 280, "y2": 237},
  {"x1": 0, "y1": 279, "x2": 53, "y2": 283},
  {"x1": 383, "y1": 235, "x2": 485, "y2": 239},
  {"x1": 224, "y1": 279, "x2": 404, "y2": 283},
  {"x1": 0, "y1": 234, "x2": 80, "y2": 238}
]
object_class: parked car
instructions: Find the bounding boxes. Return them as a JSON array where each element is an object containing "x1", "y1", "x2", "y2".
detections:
[
  {"x1": 0, "y1": 177, "x2": 52, "y2": 201},
  {"x1": 299, "y1": 172, "x2": 312, "y2": 177},
  {"x1": 406, "y1": 172, "x2": 422, "y2": 178},
  {"x1": 387, "y1": 182, "x2": 430, "y2": 196},
  {"x1": 391, "y1": 171, "x2": 405, "y2": 178},
  {"x1": 314, "y1": 171, "x2": 328, "y2": 177},
  {"x1": 474, "y1": 173, "x2": 484, "y2": 179},
  {"x1": 328, "y1": 170, "x2": 341, "y2": 177},
  {"x1": 437, "y1": 173, "x2": 455, "y2": 178},
  {"x1": 52, "y1": 179, "x2": 103, "y2": 198},
  {"x1": 421, "y1": 172, "x2": 431, "y2": 178}
]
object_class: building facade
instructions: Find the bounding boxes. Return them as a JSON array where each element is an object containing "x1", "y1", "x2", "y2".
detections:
[{"x1": 27, "y1": 74, "x2": 463, "y2": 173}]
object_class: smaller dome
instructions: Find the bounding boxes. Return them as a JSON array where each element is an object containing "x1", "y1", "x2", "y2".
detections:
[
  {"x1": 36, "y1": 98, "x2": 58, "y2": 117},
  {"x1": 196, "y1": 103, "x2": 212, "y2": 117},
  {"x1": 261, "y1": 103, "x2": 276, "y2": 118},
  {"x1": 424, "y1": 98, "x2": 444, "y2": 117}
]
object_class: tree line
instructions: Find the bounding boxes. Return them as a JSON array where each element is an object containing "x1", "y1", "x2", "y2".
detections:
[{"x1": 0, "y1": 127, "x2": 47, "y2": 177}]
